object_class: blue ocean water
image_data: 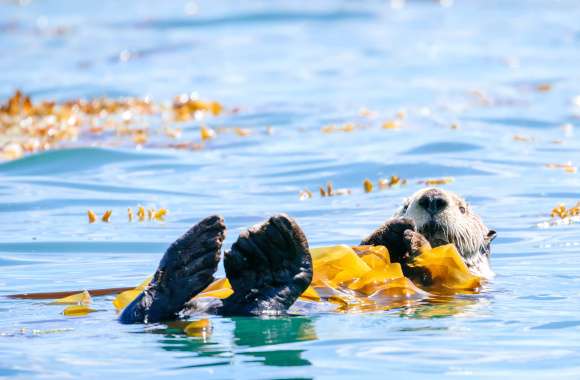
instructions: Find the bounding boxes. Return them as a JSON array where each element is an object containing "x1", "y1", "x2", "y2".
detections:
[{"x1": 1, "y1": 0, "x2": 580, "y2": 379}]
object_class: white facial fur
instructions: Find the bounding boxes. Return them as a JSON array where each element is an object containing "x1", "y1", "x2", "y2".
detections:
[{"x1": 394, "y1": 187, "x2": 494, "y2": 278}]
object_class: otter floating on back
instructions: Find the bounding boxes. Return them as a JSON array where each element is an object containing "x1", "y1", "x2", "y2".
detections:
[
  {"x1": 362, "y1": 187, "x2": 496, "y2": 279},
  {"x1": 119, "y1": 187, "x2": 496, "y2": 324}
]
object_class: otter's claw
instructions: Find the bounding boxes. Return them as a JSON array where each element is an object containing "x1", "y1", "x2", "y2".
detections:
[
  {"x1": 220, "y1": 214, "x2": 312, "y2": 316},
  {"x1": 120, "y1": 215, "x2": 226, "y2": 324},
  {"x1": 360, "y1": 217, "x2": 416, "y2": 263}
]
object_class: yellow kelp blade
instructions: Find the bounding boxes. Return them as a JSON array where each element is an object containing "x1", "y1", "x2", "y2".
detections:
[
  {"x1": 63, "y1": 305, "x2": 97, "y2": 316},
  {"x1": 112, "y1": 289, "x2": 143, "y2": 312},
  {"x1": 410, "y1": 244, "x2": 481, "y2": 292},
  {"x1": 165, "y1": 319, "x2": 212, "y2": 338},
  {"x1": 299, "y1": 285, "x2": 320, "y2": 302},
  {"x1": 356, "y1": 247, "x2": 391, "y2": 268},
  {"x1": 193, "y1": 276, "x2": 319, "y2": 302},
  {"x1": 348, "y1": 264, "x2": 407, "y2": 295},
  {"x1": 310, "y1": 245, "x2": 372, "y2": 287},
  {"x1": 184, "y1": 319, "x2": 211, "y2": 337},
  {"x1": 349, "y1": 246, "x2": 406, "y2": 295},
  {"x1": 193, "y1": 278, "x2": 233, "y2": 300},
  {"x1": 368, "y1": 277, "x2": 424, "y2": 301},
  {"x1": 112, "y1": 276, "x2": 153, "y2": 312},
  {"x1": 112, "y1": 276, "x2": 234, "y2": 312},
  {"x1": 308, "y1": 245, "x2": 423, "y2": 311},
  {"x1": 51, "y1": 290, "x2": 91, "y2": 305}
]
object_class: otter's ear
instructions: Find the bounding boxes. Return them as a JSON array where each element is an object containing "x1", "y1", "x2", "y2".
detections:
[
  {"x1": 485, "y1": 230, "x2": 497, "y2": 244},
  {"x1": 481, "y1": 230, "x2": 496, "y2": 257}
]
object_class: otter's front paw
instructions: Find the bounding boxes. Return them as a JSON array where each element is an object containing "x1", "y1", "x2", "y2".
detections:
[
  {"x1": 402, "y1": 230, "x2": 433, "y2": 286},
  {"x1": 360, "y1": 217, "x2": 416, "y2": 263},
  {"x1": 402, "y1": 229, "x2": 432, "y2": 258}
]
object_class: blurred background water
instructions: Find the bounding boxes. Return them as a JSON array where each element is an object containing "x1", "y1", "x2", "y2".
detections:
[{"x1": 2, "y1": 0, "x2": 580, "y2": 379}]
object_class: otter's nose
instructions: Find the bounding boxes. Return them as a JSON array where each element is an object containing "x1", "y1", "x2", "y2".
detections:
[{"x1": 418, "y1": 190, "x2": 448, "y2": 215}]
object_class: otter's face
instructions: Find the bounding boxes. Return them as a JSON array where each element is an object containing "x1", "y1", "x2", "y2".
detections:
[{"x1": 394, "y1": 188, "x2": 495, "y2": 276}]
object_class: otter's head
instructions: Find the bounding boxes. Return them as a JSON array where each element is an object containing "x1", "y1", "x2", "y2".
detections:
[{"x1": 395, "y1": 187, "x2": 496, "y2": 278}]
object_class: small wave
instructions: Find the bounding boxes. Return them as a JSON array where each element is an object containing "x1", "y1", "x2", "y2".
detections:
[
  {"x1": 404, "y1": 142, "x2": 482, "y2": 155},
  {"x1": 124, "y1": 10, "x2": 375, "y2": 30},
  {"x1": 0, "y1": 147, "x2": 165, "y2": 176},
  {"x1": 0, "y1": 241, "x2": 166, "y2": 254}
]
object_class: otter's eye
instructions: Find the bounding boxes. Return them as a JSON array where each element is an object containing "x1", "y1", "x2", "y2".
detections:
[
  {"x1": 402, "y1": 204, "x2": 409, "y2": 213},
  {"x1": 459, "y1": 206, "x2": 466, "y2": 214}
]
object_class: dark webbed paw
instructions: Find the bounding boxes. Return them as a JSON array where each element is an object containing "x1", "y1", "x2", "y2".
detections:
[
  {"x1": 401, "y1": 229, "x2": 433, "y2": 286},
  {"x1": 120, "y1": 215, "x2": 226, "y2": 324},
  {"x1": 360, "y1": 217, "x2": 416, "y2": 263},
  {"x1": 220, "y1": 214, "x2": 312, "y2": 316},
  {"x1": 402, "y1": 229, "x2": 432, "y2": 258}
]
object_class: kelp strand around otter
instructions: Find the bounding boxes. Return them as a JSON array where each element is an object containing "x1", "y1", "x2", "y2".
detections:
[{"x1": 7, "y1": 188, "x2": 494, "y2": 323}]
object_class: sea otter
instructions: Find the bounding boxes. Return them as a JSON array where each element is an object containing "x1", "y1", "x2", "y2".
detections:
[
  {"x1": 120, "y1": 187, "x2": 496, "y2": 324},
  {"x1": 361, "y1": 187, "x2": 496, "y2": 279}
]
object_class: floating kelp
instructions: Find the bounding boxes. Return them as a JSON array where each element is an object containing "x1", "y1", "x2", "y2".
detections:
[
  {"x1": 359, "y1": 108, "x2": 378, "y2": 118},
  {"x1": 382, "y1": 120, "x2": 400, "y2": 129},
  {"x1": 319, "y1": 181, "x2": 351, "y2": 197},
  {"x1": 0, "y1": 90, "x2": 224, "y2": 161},
  {"x1": 539, "y1": 202, "x2": 580, "y2": 227},
  {"x1": 88, "y1": 206, "x2": 167, "y2": 224},
  {"x1": 87, "y1": 209, "x2": 113, "y2": 223},
  {"x1": 321, "y1": 114, "x2": 405, "y2": 134},
  {"x1": 87, "y1": 210, "x2": 98, "y2": 224},
  {"x1": 545, "y1": 162, "x2": 577, "y2": 173},
  {"x1": 101, "y1": 210, "x2": 113, "y2": 223},
  {"x1": 321, "y1": 123, "x2": 359, "y2": 133},
  {"x1": 409, "y1": 244, "x2": 481, "y2": 293},
  {"x1": 379, "y1": 175, "x2": 407, "y2": 189},
  {"x1": 301, "y1": 176, "x2": 407, "y2": 200},
  {"x1": 195, "y1": 278, "x2": 234, "y2": 300},
  {"x1": 112, "y1": 276, "x2": 153, "y2": 312},
  {"x1": 51, "y1": 290, "x2": 91, "y2": 305},
  {"x1": 363, "y1": 179, "x2": 374, "y2": 193},
  {"x1": 364, "y1": 176, "x2": 407, "y2": 194},
  {"x1": 234, "y1": 127, "x2": 251, "y2": 137},
  {"x1": 63, "y1": 305, "x2": 97, "y2": 316},
  {"x1": 134, "y1": 206, "x2": 167, "y2": 222},
  {"x1": 50, "y1": 289, "x2": 97, "y2": 317},
  {"x1": 150, "y1": 319, "x2": 212, "y2": 339},
  {"x1": 513, "y1": 134, "x2": 534, "y2": 142},
  {"x1": 183, "y1": 319, "x2": 212, "y2": 338},
  {"x1": 200, "y1": 126, "x2": 216, "y2": 140},
  {"x1": 535, "y1": 83, "x2": 552, "y2": 92},
  {"x1": 172, "y1": 95, "x2": 222, "y2": 121},
  {"x1": 418, "y1": 177, "x2": 454, "y2": 186},
  {"x1": 303, "y1": 245, "x2": 422, "y2": 312},
  {"x1": 551, "y1": 202, "x2": 580, "y2": 219}
]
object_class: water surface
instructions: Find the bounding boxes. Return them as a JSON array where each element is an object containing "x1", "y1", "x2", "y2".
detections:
[{"x1": 2, "y1": 1, "x2": 580, "y2": 379}]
